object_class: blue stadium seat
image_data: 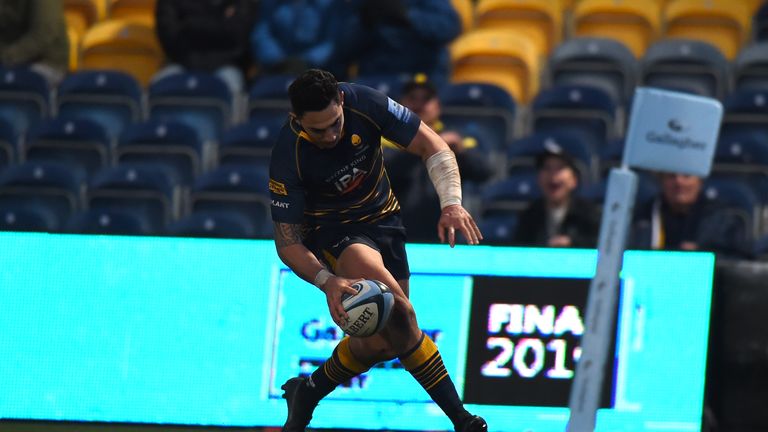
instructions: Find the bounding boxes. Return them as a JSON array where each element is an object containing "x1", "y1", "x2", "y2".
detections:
[
  {"x1": 24, "y1": 117, "x2": 110, "y2": 176},
  {"x1": 219, "y1": 118, "x2": 283, "y2": 169},
  {"x1": 722, "y1": 88, "x2": 768, "y2": 135},
  {"x1": 507, "y1": 132, "x2": 597, "y2": 184},
  {"x1": 0, "y1": 161, "x2": 87, "y2": 230},
  {"x1": 353, "y1": 73, "x2": 410, "y2": 100},
  {"x1": 477, "y1": 214, "x2": 518, "y2": 246},
  {"x1": 148, "y1": 72, "x2": 233, "y2": 143},
  {"x1": 480, "y1": 169, "x2": 540, "y2": 218},
  {"x1": 0, "y1": 204, "x2": 60, "y2": 232},
  {"x1": 56, "y1": 70, "x2": 143, "y2": 140},
  {"x1": 734, "y1": 42, "x2": 768, "y2": 90},
  {"x1": 0, "y1": 116, "x2": 17, "y2": 168},
  {"x1": 755, "y1": 1, "x2": 768, "y2": 41},
  {"x1": 598, "y1": 138, "x2": 625, "y2": 173},
  {"x1": 703, "y1": 176, "x2": 762, "y2": 241},
  {"x1": 641, "y1": 39, "x2": 730, "y2": 99},
  {"x1": 87, "y1": 163, "x2": 181, "y2": 230},
  {"x1": 167, "y1": 210, "x2": 262, "y2": 239},
  {"x1": 0, "y1": 67, "x2": 50, "y2": 137},
  {"x1": 66, "y1": 208, "x2": 158, "y2": 235},
  {"x1": 713, "y1": 129, "x2": 768, "y2": 206},
  {"x1": 579, "y1": 171, "x2": 659, "y2": 207},
  {"x1": 189, "y1": 165, "x2": 271, "y2": 235},
  {"x1": 116, "y1": 119, "x2": 204, "y2": 185},
  {"x1": 531, "y1": 85, "x2": 616, "y2": 151},
  {"x1": 549, "y1": 37, "x2": 639, "y2": 105},
  {"x1": 248, "y1": 74, "x2": 294, "y2": 126},
  {"x1": 440, "y1": 82, "x2": 516, "y2": 155}
]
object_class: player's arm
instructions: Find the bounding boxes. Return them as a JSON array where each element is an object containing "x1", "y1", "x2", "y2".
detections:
[
  {"x1": 273, "y1": 222, "x2": 358, "y2": 325},
  {"x1": 405, "y1": 121, "x2": 483, "y2": 247}
]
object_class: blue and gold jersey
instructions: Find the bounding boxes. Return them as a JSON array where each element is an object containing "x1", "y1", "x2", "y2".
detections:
[{"x1": 269, "y1": 83, "x2": 421, "y2": 229}]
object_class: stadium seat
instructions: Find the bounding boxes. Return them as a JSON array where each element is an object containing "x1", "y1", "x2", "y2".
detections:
[
  {"x1": 115, "y1": 120, "x2": 204, "y2": 186},
  {"x1": 756, "y1": 1, "x2": 768, "y2": 41},
  {"x1": 530, "y1": 85, "x2": 616, "y2": 152},
  {"x1": 450, "y1": 28, "x2": 540, "y2": 103},
  {"x1": 0, "y1": 67, "x2": 50, "y2": 138},
  {"x1": 166, "y1": 210, "x2": 263, "y2": 239},
  {"x1": 0, "y1": 117, "x2": 18, "y2": 169},
  {"x1": 480, "y1": 169, "x2": 541, "y2": 218},
  {"x1": 703, "y1": 176, "x2": 761, "y2": 240},
  {"x1": 87, "y1": 163, "x2": 181, "y2": 229},
  {"x1": 507, "y1": 132, "x2": 597, "y2": 184},
  {"x1": 188, "y1": 165, "x2": 271, "y2": 234},
  {"x1": 477, "y1": 213, "x2": 518, "y2": 245},
  {"x1": 572, "y1": 0, "x2": 661, "y2": 58},
  {"x1": 57, "y1": 70, "x2": 144, "y2": 141},
  {"x1": 353, "y1": 74, "x2": 411, "y2": 100},
  {"x1": 734, "y1": 43, "x2": 768, "y2": 90},
  {"x1": 24, "y1": 117, "x2": 111, "y2": 177},
  {"x1": 80, "y1": 19, "x2": 164, "y2": 86},
  {"x1": 721, "y1": 88, "x2": 768, "y2": 135},
  {"x1": 148, "y1": 72, "x2": 232, "y2": 144},
  {"x1": 248, "y1": 73, "x2": 294, "y2": 122},
  {"x1": 713, "y1": 129, "x2": 768, "y2": 207},
  {"x1": 63, "y1": 0, "x2": 101, "y2": 38},
  {"x1": 663, "y1": 0, "x2": 751, "y2": 60},
  {"x1": 218, "y1": 118, "x2": 283, "y2": 169},
  {"x1": 475, "y1": 0, "x2": 563, "y2": 55},
  {"x1": 66, "y1": 27, "x2": 81, "y2": 71},
  {"x1": 66, "y1": 207, "x2": 158, "y2": 235},
  {"x1": 0, "y1": 204, "x2": 60, "y2": 232},
  {"x1": 548, "y1": 37, "x2": 639, "y2": 105},
  {"x1": 579, "y1": 170, "x2": 659, "y2": 206},
  {"x1": 109, "y1": 0, "x2": 157, "y2": 27},
  {"x1": 641, "y1": 38, "x2": 730, "y2": 99},
  {"x1": 0, "y1": 161, "x2": 87, "y2": 229},
  {"x1": 439, "y1": 82, "x2": 516, "y2": 156},
  {"x1": 598, "y1": 137, "x2": 626, "y2": 172},
  {"x1": 451, "y1": 0, "x2": 475, "y2": 33}
]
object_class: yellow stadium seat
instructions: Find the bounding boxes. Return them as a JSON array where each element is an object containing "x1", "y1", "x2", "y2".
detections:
[
  {"x1": 451, "y1": 0, "x2": 475, "y2": 33},
  {"x1": 67, "y1": 27, "x2": 80, "y2": 71},
  {"x1": 664, "y1": 0, "x2": 751, "y2": 59},
  {"x1": 572, "y1": 0, "x2": 661, "y2": 58},
  {"x1": 63, "y1": 0, "x2": 101, "y2": 37},
  {"x1": 450, "y1": 29, "x2": 540, "y2": 103},
  {"x1": 741, "y1": 0, "x2": 764, "y2": 13},
  {"x1": 109, "y1": 0, "x2": 157, "y2": 27},
  {"x1": 475, "y1": 0, "x2": 563, "y2": 56},
  {"x1": 80, "y1": 19, "x2": 164, "y2": 86}
]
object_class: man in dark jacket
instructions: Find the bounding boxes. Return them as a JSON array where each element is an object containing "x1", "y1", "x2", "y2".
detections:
[
  {"x1": 0, "y1": 0, "x2": 69, "y2": 85},
  {"x1": 154, "y1": 0, "x2": 259, "y2": 93},
  {"x1": 513, "y1": 142, "x2": 600, "y2": 248}
]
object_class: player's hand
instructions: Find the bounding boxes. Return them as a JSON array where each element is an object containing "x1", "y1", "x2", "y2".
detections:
[
  {"x1": 438, "y1": 204, "x2": 483, "y2": 247},
  {"x1": 322, "y1": 276, "x2": 362, "y2": 327}
]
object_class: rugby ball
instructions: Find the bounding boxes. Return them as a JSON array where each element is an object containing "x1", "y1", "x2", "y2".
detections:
[{"x1": 340, "y1": 279, "x2": 395, "y2": 337}]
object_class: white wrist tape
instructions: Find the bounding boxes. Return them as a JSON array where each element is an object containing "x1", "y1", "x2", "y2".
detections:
[
  {"x1": 425, "y1": 149, "x2": 462, "y2": 209},
  {"x1": 313, "y1": 269, "x2": 333, "y2": 289}
]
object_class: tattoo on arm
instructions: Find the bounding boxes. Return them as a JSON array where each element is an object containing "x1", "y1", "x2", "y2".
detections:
[{"x1": 274, "y1": 222, "x2": 304, "y2": 248}]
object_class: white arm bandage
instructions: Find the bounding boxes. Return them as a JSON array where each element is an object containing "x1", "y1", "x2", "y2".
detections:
[
  {"x1": 425, "y1": 149, "x2": 462, "y2": 209},
  {"x1": 313, "y1": 269, "x2": 333, "y2": 290}
]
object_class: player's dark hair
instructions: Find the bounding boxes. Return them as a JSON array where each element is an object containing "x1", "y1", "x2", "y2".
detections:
[{"x1": 289, "y1": 69, "x2": 341, "y2": 117}]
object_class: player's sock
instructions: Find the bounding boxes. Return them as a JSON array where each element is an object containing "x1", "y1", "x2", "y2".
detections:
[
  {"x1": 399, "y1": 332, "x2": 471, "y2": 429},
  {"x1": 307, "y1": 336, "x2": 372, "y2": 399}
]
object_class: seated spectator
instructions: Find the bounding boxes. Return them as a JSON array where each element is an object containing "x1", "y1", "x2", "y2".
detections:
[
  {"x1": 385, "y1": 75, "x2": 494, "y2": 242},
  {"x1": 339, "y1": 0, "x2": 461, "y2": 89},
  {"x1": 250, "y1": 0, "x2": 348, "y2": 77},
  {"x1": 513, "y1": 143, "x2": 600, "y2": 248},
  {"x1": 154, "y1": 0, "x2": 259, "y2": 94},
  {"x1": 629, "y1": 172, "x2": 750, "y2": 257},
  {"x1": 0, "y1": 0, "x2": 69, "y2": 86}
]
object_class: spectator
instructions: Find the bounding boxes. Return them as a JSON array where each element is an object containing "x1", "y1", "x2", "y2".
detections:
[
  {"x1": 0, "y1": 0, "x2": 69, "y2": 86},
  {"x1": 386, "y1": 75, "x2": 494, "y2": 242},
  {"x1": 250, "y1": 0, "x2": 349, "y2": 77},
  {"x1": 629, "y1": 172, "x2": 750, "y2": 257},
  {"x1": 513, "y1": 142, "x2": 600, "y2": 248},
  {"x1": 340, "y1": 0, "x2": 461, "y2": 89},
  {"x1": 154, "y1": 0, "x2": 260, "y2": 94}
]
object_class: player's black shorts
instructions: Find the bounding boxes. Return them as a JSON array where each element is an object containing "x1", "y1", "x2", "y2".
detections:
[{"x1": 303, "y1": 213, "x2": 410, "y2": 281}]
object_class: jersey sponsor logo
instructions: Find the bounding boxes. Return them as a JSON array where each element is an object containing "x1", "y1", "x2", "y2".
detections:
[
  {"x1": 271, "y1": 199, "x2": 290, "y2": 209},
  {"x1": 335, "y1": 167, "x2": 367, "y2": 194},
  {"x1": 387, "y1": 98, "x2": 412, "y2": 123},
  {"x1": 269, "y1": 179, "x2": 288, "y2": 196},
  {"x1": 351, "y1": 134, "x2": 362, "y2": 146}
]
